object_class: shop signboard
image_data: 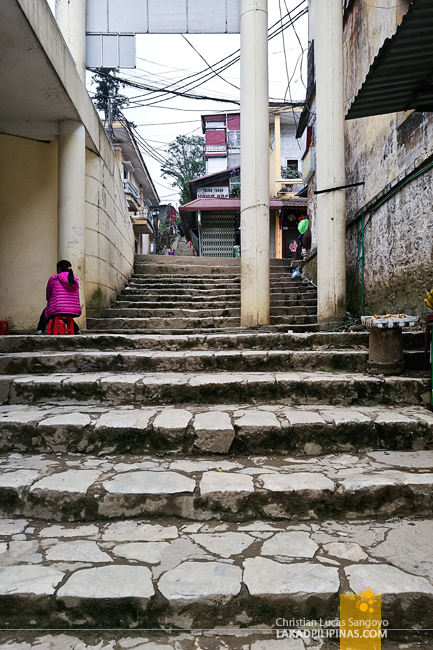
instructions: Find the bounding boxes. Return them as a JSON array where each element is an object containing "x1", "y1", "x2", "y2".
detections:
[{"x1": 197, "y1": 186, "x2": 229, "y2": 199}]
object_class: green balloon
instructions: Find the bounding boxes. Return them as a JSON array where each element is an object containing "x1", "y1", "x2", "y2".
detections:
[{"x1": 298, "y1": 218, "x2": 309, "y2": 234}]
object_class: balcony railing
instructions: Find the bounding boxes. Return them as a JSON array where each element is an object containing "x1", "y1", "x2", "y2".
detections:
[{"x1": 122, "y1": 179, "x2": 140, "y2": 202}]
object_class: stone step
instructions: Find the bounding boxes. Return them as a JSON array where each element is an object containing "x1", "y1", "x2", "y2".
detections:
[
  {"x1": 0, "y1": 634, "x2": 428, "y2": 650},
  {"x1": 1, "y1": 403, "x2": 432, "y2": 455},
  {"x1": 130, "y1": 271, "x2": 308, "y2": 281},
  {"x1": 119, "y1": 290, "x2": 316, "y2": 302},
  {"x1": 128, "y1": 278, "x2": 307, "y2": 288},
  {"x1": 116, "y1": 295, "x2": 317, "y2": 306},
  {"x1": 116, "y1": 297, "x2": 317, "y2": 306},
  {"x1": 0, "y1": 331, "x2": 379, "y2": 353},
  {"x1": 128, "y1": 281, "x2": 242, "y2": 290},
  {"x1": 0, "y1": 348, "x2": 424, "y2": 377},
  {"x1": 101, "y1": 307, "x2": 243, "y2": 319},
  {"x1": 99, "y1": 306, "x2": 317, "y2": 319},
  {"x1": 1, "y1": 512, "x2": 433, "y2": 629},
  {"x1": 116, "y1": 299, "x2": 242, "y2": 308},
  {"x1": 4, "y1": 450, "x2": 433, "y2": 523},
  {"x1": 87, "y1": 315, "x2": 318, "y2": 331},
  {"x1": 0, "y1": 331, "x2": 423, "y2": 355},
  {"x1": 0, "y1": 348, "x2": 370, "y2": 375},
  {"x1": 2, "y1": 371, "x2": 430, "y2": 408}
]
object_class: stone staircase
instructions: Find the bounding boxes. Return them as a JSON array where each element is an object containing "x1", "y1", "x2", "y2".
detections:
[
  {"x1": 0, "y1": 257, "x2": 432, "y2": 649},
  {"x1": 87, "y1": 255, "x2": 318, "y2": 334}
]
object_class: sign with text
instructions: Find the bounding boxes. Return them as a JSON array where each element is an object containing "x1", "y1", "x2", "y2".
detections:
[
  {"x1": 197, "y1": 186, "x2": 229, "y2": 199},
  {"x1": 86, "y1": 0, "x2": 240, "y2": 34}
]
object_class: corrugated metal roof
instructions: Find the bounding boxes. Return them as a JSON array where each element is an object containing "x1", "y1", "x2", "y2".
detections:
[
  {"x1": 346, "y1": 0, "x2": 433, "y2": 120},
  {"x1": 179, "y1": 197, "x2": 307, "y2": 212}
]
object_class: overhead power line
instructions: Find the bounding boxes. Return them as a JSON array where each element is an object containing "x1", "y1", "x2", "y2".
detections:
[{"x1": 89, "y1": 1, "x2": 307, "y2": 110}]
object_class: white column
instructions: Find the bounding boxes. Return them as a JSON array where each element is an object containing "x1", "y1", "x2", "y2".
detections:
[
  {"x1": 58, "y1": 120, "x2": 86, "y2": 324},
  {"x1": 314, "y1": 0, "x2": 346, "y2": 324},
  {"x1": 240, "y1": 0, "x2": 270, "y2": 328},
  {"x1": 56, "y1": 0, "x2": 86, "y2": 83}
]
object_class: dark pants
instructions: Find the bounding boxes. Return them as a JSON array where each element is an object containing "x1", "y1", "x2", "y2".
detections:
[{"x1": 37, "y1": 310, "x2": 80, "y2": 334}]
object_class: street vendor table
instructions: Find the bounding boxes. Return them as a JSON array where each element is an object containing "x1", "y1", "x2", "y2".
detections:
[{"x1": 361, "y1": 315, "x2": 418, "y2": 375}]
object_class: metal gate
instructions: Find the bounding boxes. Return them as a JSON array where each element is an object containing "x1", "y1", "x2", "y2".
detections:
[{"x1": 201, "y1": 212, "x2": 236, "y2": 257}]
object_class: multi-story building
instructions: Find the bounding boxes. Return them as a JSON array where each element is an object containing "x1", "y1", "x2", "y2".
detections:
[
  {"x1": 179, "y1": 104, "x2": 308, "y2": 259},
  {"x1": 112, "y1": 122, "x2": 160, "y2": 255}
]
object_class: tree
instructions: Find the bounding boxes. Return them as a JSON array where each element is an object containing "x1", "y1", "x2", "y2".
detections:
[
  {"x1": 91, "y1": 70, "x2": 129, "y2": 139},
  {"x1": 161, "y1": 135, "x2": 205, "y2": 205}
]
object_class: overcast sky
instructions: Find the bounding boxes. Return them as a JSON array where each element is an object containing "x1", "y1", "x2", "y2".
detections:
[{"x1": 47, "y1": 0, "x2": 308, "y2": 207}]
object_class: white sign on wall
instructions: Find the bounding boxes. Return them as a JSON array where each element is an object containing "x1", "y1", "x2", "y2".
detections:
[
  {"x1": 86, "y1": 0, "x2": 240, "y2": 34},
  {"x1": 197, "y1": 187, "x2": 229, "y2": 199}
]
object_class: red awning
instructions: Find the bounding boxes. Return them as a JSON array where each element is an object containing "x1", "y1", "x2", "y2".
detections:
[{"x1": 179, "y1": 197, "x2": 307, "y2": 212}]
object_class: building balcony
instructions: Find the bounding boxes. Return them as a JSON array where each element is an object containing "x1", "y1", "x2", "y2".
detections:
[
  {"x1": 123, "y1": 179, "x2": 140, "y2": 201},
  {"x1": 131, "y1": 215, "x2": 153, "y2": 235},
  {"x1": 205, "y1": 144, "x2": 227, "y2": 155},
  {"x1": 276, "y1": 179, "x2": 303, "y2": 196}
]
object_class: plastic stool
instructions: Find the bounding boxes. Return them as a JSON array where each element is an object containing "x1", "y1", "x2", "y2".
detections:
[
  {"x1": 47, "y1": 316, "x2": 75, "y2": 336},
  {"x1": 0, "y1": 321, "x2": 9, "y2": 335}
]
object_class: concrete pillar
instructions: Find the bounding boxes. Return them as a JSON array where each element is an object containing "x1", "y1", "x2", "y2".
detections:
[
  {"x1": 314, "y1": 0, "x2": 346, "y2": 324},
  {"x1": 58, "y1": 120, "x2": 86, "y2": 325},
  {"x1": 56, "y1": 0, "x2": 86, "y2": 83},
  {"x1": 240, "y1": 0, "x2": 270, "y2": 327},
  {"x1": 274, "y1": 113, "x2": 281, "y2": 193}
]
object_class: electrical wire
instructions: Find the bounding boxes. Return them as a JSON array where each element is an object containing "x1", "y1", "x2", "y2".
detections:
[
  {"x1": 283, "y1": 0, "x2": 307, "y2": 90},
  {"x1": 88, "y1": 1, "x2": 308, "y2": 110},
  {"x1": 181, "y1": 34, "x2": 241, "y2": 92}
]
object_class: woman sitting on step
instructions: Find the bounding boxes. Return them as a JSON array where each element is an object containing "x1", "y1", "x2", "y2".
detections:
[{"x1": 35, "y1": 260, "x2": 82, "y2": 335}]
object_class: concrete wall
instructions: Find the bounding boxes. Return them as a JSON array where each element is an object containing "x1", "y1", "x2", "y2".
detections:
[
  {"x1": 343, "y1": 0, "x2": 433, "y2": 318},
  {"x1": 0, "y1": 127, "x2": 133, "y2": 330},
  {"x1": 0, "y1": 134, "x2": 58, "y2": 330},
  {"x1": 280, "y1": 121, "x2": 301, "y2": 170},
  {"x1": 85, "y1": 123, "x2": 134, "y2": 317}
]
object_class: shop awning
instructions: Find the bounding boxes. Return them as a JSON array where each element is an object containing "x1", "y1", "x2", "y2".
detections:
[
  {"x1": 346, "y1": 0, "x2": 433, "y2": 120},
  {"x1": 179, "y1": 197, "x2": 307, "y2": 213}
]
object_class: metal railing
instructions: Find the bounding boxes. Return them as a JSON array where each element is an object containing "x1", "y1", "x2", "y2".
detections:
[{"x1": 122, "y1": 179, "x2": 140, "y2": 202}]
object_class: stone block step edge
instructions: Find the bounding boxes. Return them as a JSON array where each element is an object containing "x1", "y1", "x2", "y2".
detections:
[
  {"x1": 0, "y1": 331, "x2": 423, "y2": 354},
  {"x1": 4, "y1": 448, "x2": 433, "y2": 522},
  {"x1": 1, "y1": 403, "x2": 433, "y2": 455},
  {"x1": 2, "y1": 371, "x2": 431, "y2": 408},
  {"x1": 85, "y1": 316, "x2": 319, "y2": 330},
  {"x1": 0, "y1": 349, "x2": 425, "y2": 375},
  {"x1": 0, "y1": 515, "x2": 433, "y2": 629},
  {"x1": 0, "y1": 635, "x2": 430, "y2": 650}
]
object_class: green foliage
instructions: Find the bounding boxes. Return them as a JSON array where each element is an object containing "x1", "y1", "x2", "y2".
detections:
[
  {"x1": 91, "y1": 70, "x2": 129, "y2": 121},
  {"x1": 230, "y1": 184, "x2": 241, "y2": 199},
  {"x1": 281, "y1": 165, "x2": 302, "y2": 180},
  {"x1": 161, "y1": 136, "x2": 205, "y2": 205}
]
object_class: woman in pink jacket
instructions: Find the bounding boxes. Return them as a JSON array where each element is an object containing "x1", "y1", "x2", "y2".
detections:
[{"x1": 36, "y1": 260, "x2": 82, "y2": 334}]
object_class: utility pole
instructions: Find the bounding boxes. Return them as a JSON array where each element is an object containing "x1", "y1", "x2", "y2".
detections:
[
  {"x1": 240, "y1": 0, "x2": 270, "y2": 328},
  {"x1": 314, "y1": 0, "x2": 346, "y2": 325}
]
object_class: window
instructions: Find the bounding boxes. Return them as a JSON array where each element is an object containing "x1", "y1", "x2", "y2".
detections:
[
  {"x1": 228, "y1": 130, "x2": 241, "y2": 148},
  {"x1": 284, "y1": 160, "x2": 302, "y2": 179}
]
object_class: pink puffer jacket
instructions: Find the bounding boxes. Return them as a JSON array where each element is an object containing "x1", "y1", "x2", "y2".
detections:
[{"x1": 45, "y1": 272, "x2": 82, "y2": 319}]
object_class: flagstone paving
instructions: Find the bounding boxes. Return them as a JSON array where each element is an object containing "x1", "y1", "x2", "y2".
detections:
[
  {"x1": 1, "y1": 260, "x2": 432, "y2": 640},
  {"x1": 1, "y1": 515, "x2": 433, "y2": 629}
]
